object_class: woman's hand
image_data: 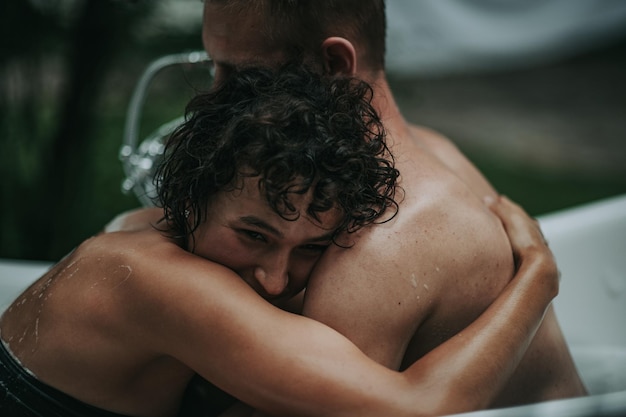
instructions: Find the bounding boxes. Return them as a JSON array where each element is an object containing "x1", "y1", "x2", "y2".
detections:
[{"x1": 486, "y1": 195, "x2": 559, "y2": 297}]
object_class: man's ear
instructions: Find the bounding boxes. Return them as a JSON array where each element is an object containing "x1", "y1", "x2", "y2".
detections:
[{"x1": 321, "y1": 37, "x2": 357, "y2": 76}]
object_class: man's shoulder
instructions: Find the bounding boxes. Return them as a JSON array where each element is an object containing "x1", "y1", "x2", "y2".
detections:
[
  {"x1": 326, "y1": 179, "x2": 513, "y2": 301},
  {"x1": 407, "y1": 123, "x2": 457, "y2": 151},
  {"x1": 319, "y1": 185, "x2": 509, "y2": 291},
  {"x1": 410, "y1": 185, "x2": 512, "y2": 267},
  {"x1": 405, "y1": 122, "x2": 497, "y2": 198}
]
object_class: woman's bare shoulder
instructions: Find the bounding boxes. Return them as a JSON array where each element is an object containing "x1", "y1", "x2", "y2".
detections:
[{"x1": 104, "y1": 207, "x2": 164, "y2": 233}]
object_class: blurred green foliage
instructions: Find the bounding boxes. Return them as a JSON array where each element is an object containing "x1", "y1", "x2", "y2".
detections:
[
  {"x1": 0, "y1": 0, "x2": 204, "y2": 261},
  {"x1": 1, "y1": 1, "x2": 624, "y2": 262},
  {"x1": 465, "y1": 149, "x2": 626, "y2": 216}
]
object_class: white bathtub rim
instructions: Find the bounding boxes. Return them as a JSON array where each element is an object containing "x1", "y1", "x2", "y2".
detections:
[{"x1": 448, "y1": 389, "x2": 626, "y2": 417}]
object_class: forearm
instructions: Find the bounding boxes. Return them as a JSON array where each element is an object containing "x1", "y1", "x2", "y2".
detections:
[
  {"x1": 172, "y1": 196, "x2": 554, "y2": 416},
  {"x1": 204, "y1": 258, "x2": 554, "y2": 417},
  {"x1": 170, "y1": 253, "x2": 554, "y2": 417}
]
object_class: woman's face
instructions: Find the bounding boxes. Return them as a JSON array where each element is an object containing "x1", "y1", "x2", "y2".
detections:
[{"x1": 192, "y1": 176, "x2": 341, "y2": 304}]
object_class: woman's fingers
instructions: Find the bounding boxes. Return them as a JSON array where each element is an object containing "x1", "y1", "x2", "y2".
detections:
[{"x1": 485, "y1": 195, "x2": 550, "y2": 262}]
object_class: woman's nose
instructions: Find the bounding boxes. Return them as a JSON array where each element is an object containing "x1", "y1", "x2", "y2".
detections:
[{"x1": 253, "y1": 263, "x2": 289, "y2": 297}]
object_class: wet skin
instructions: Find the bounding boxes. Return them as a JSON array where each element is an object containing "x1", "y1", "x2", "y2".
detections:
[
  {"x1": 0, "y1": 177, "x2": 341, "y2": 416},
  {"x1": 201, "y1": 2, "x2": 587, "y2": 408}
]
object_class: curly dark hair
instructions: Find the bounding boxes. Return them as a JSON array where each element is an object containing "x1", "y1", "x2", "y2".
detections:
[{"x1": 155, "y1": 65, "x2": 398, "y2": 250}]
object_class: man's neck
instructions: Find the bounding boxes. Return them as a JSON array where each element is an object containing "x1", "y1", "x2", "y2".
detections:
[{"x1": 368, "y1": 74, "x2": 412, "y2": 144}]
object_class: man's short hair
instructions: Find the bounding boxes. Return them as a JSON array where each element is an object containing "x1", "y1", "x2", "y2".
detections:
[
  {"x1": 156, "y1": 65, "x2": 398, "y2": 248},
  {"x1": 207, "y1": 0, "x2": 387, "y2": 71}
]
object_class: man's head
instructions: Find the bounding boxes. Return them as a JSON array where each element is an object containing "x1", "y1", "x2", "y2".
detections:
[
  {"x1": 202, "y1": 0, "x2": 386, "y2": 83},
  {"x1": 156, "y1": 65, "x2": 398, "y2": 252}
]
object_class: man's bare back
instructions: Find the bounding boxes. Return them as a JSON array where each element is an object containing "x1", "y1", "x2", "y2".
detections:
[
  {"x1": 412, "y1": 125, "x2": 587, "y2": 404},
  {"x1": 304, "y1": 121, "x2": 587, "y2": 407}
]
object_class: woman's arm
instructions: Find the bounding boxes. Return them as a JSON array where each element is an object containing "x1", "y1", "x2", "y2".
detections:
[
  {"x1": 216, "y1": 195, "x2": 558, "y2": 417},
  {"x1": 126, "y1": 195, "x2": 557, "y2": 417}
]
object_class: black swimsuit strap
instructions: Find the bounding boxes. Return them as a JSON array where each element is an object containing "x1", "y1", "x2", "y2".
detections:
[{"x1": 0, "y1": 339, "x2": 131, "y2": 417}]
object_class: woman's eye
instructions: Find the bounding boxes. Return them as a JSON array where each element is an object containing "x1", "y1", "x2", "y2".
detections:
[
  {"x1": 243, "y1": 230, "x2": 266, "y2": 242},
  {"x1": 300, "y1": 244, "x2": 329, "y2": 253}
]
